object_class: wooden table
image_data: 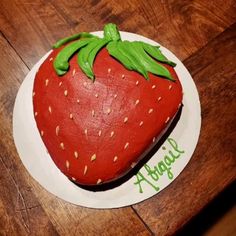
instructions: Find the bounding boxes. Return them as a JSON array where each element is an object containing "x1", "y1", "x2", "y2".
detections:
[{"x1": 0, "y1": 0, "x2": 235, "y2": 235}]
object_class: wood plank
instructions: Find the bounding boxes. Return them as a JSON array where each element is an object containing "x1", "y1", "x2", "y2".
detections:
[
  {"x1": 132, "y1": 23, "x2": 236, "y2": 235},
  {"x1": 0, "y1": 0, "x2": 236, "y2": 234},
  {"x1": 205, "y1": 206, "x2": 236, "y2": 236},
  {"x1": 0, "y1": 157, "x2": 59, "y2": 236},
  {"x1": 0, "y1": 0, "x2": 235, "y2": 67},
  {"x1": 175, "y1": 182, "x2": 236, "y2": 235},
  {"x1": 0, "y1": 32, "x2": 59, "y2": 236},
  {"x1": 29, "y1": 187, "x2": 152, "y2": 236},
  {"x1": 32, "y1": 0, "x2": 236, "y2": 60},
  {"x1": 130, "y1": 0, "x2": 236, "y2": 59},
  {"x1": 0, "y1": 32, "x2": 151, "y2": 236},
  {"x1": 0, "y1": 0, "x2": 71, "y2": 68}
]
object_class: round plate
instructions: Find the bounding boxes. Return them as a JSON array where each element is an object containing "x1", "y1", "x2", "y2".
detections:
[{"x1": 13, "y1": 31, "x2": 201, "y2": 209}]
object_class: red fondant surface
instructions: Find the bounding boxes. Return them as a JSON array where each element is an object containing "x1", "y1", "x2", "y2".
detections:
[{"x1": 33, "y1": 47, "x2": 183, "y2": 185}]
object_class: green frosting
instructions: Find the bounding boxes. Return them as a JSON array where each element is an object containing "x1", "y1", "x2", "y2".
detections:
[
  {"x1": 103, "y1": 23, "x2": 121, "y2": 41},
  {"x1": 134, "y1": 138, "x2": 185, "y2": 193},
  {"x1": 107, "y1": 41, "x2": 173, "y2": 80},
  {"x1": 52, "y1": 23, "x2": 176, "y2": 81},
  {"x1": 107, "y1": 41, "x2": 133, "y2": 71},
  {"x1": 53, "y1": 39, "x2": 94, "y2": 75},
  {"x1": 78, "y1": 38, "x2": 110, "y2": 80},
  {"x1": 53, "y1": 32, "x2": 96, "y2": 49}
]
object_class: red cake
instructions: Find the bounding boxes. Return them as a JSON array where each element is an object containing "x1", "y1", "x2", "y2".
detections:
[{"x1": 33, "y1": 24, "x2": 183, "y2": 186}]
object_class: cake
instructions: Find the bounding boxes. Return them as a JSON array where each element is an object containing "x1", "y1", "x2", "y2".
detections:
[{"x1": 33, "y1": 23, "x2": 183, "y2": 186}]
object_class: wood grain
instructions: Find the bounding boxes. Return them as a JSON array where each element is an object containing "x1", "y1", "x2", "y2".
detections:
[
  {"x1": 0, "y1": 32, "x2": 59, "y2": 236},
  {"x1": 205, "y1": 206, "x2": 236, "y2": 236},
  {"x1": 133, "y1": 23, "x2": 236, "y2": 235},
  {"x1": 0, "y1": 0, "x2": 235, "y2": 235},
  {"x1": 0, "y1": 0, "x2": 235, "y2": 66}
]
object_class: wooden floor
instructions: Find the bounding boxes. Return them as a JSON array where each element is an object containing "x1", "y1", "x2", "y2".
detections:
[
  {"x1": 177, "y1": 182, "x2": 236, "y2": 236},
  {"x1": 0, "y1": 0, "x2": 235, "y2": 235},
  {"x1": 205, "y1": 206, "x2": 236, "y2": 236}
]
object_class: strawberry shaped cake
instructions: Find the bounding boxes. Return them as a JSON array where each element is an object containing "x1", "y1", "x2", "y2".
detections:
[{"x1": 33, "y1": 23, "x2": 183, "y2": 186}]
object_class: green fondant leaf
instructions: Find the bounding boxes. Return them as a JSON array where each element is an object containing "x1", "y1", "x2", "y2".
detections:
[
  {"x1": 118, "y1": 41, "x2": 149, "y2": 79},
  {"x1": 78, "y1": 39, "x2": 110, "y2": 80},
  {"x1": 53, "y1": 32, "x2": 96, "y2": 49},
  {"x1": 54, "y1": 39, "x2": 93, "y2": 75},
  {"x1": 104, "y1": 23, "x2": 121, "y2": 41},
  {"x1": 131, "y1": 41, "x2": 174, "y2": 81},
  {"x1": 142, "y1": 42, "x2": 176, "y2": 67},
  {"x1": 52, "y1": 23, "x2": 176, "y2": 81},
  {"x1": 107, "y1": 41, "x2": 174, "y2": 81},
  {"x1": 106, "y1": 41, "x2": 133, "y2": 71}
]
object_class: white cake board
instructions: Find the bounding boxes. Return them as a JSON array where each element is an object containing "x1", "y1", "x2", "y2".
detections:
[{"x1": 13, "y1": 31, "x2": 201, "y2": 209}]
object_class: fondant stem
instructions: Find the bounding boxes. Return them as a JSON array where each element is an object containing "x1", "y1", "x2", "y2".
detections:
[{"x1": 103, "y1": 23, "x2": 121, "y2": 41}]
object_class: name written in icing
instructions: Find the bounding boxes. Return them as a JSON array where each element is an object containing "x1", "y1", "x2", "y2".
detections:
[{"x1": 134, "y1": 138, "x2": 185, "y2": 193}]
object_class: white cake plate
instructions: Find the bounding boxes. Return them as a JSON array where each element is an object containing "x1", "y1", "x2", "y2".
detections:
[{"x1": 13, "y1": 31, "x2": 201, "y2": 209}]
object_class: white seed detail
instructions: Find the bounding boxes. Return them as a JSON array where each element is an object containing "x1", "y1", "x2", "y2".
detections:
[
  {"x1": 110, "y1": 131, "x2": 114, "y2": 137},
  {"x1": 92, "y1": 110, "x2": 95, "y2": 117},
  {"x1": 169, "y1": 85, "x2": 172, "y2": 90},
  {"x1": 152, "y1": 85, "x2": 156, "y2": 89},
  {"x1": 34, "y1": 112, "x2": 38, "y2": 117},
  {"x1": 95, "y1": 94, "x2": 98, "y2": 98},
  {"x1": 72, "y1": 177, "x2": 76, "y2": 181},
  {"x1": 91, "y1": 154, "x2": 96, "y2": 161},
  {"x1": 64, "y1": 90, "x2": 68, "y2": 96},
  {"x1": 66, "y1": 160, "x2": 70, "y2": 169},
  {"x1": 131, "y1": 162, "x2": 136, "y2": 168},
  {"x1": 124, "y1": 117, "x2": 128, "y2": 123},
  {"x1": 83, "y1": 82, "x2": 87, "y2": 87},
  {"x1": 77, "y1": 99, "x2": 80, "y2": 103},
  {"x1": 74, "y1": 151, "x2": 78, "y2": 159},
  {"x1": 107, "y1": 108, "x2": 111, "y2": 114},
  {"x1": 121, "y1": 74, "x2": 125, "y2": 79},
  {"x1": 56, "y1": 126, "x2": 60, "y2": 136},
  {"x1": 98, "y1": 130, "x2": 102, "y2": 136},
  {"x1": 49, "y1": 57, "x2": 53, "y2": 61},
  {"x1": 158, "y1": 97, "x2": 162, "y2": 102},
  {"x1": 139, "y1": 121, "x2": 144, "y2": 126},
  {"x1": 97, "y1": 179, "x2": 102, "y2": 184},
  {"x1": 45, "y1": 79, "x2": 49, "y2": 86},
  {"x1": 33, "y1": 91, "x2": 35, "y2": 97},
  {"x1": 69, "y1": 113, "x2": 73, "y2": 119},
  {"x1": 48, "y1": 106, "x2": 52, "y2": 113},
  {"x1": 114, "y1": 94, "x2": 117, "y2": 98},
  {"x1": 72, "y1": 69, "x2": 76, "y2": 76},
  {"x1": 60, "y1": 142, "x2": 65, "y2": 150},
  {"x1": 108, "y1": 68, "x2": 111, "y2": 73},
  {"x1": 113, "y1": 156, "x2": 118, "y2": 162},
  {"x1": 148, "y1": 108, "x2": 154, "y2": 114},
  {"x1": 40, "y1": 130, "x2": 44, "y2": 136},
  {"x1": 135, "y1": 99, "x2": 140, "y2": 105},
  {"x1": 84, "y1": 129, "x2": 88, "y2": 135},
  {"x1": 165, "y1": 117, "x2": 170, "y2": 123},
  {"x1": 59, "y1": 81, "x2": 62, "y2": 87},
  {"x1": 124, "y1": 142, "x2": 129, "y2": 149},
  {"x1": 136, "y1": 81, "x2": 139, "y2": 85},
  {"x1": 153, "y1": 137, "x2": 156, "y2": 143},
  {"x1": 83, "y1": 165, "x2": 88, "y2": 175}
]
